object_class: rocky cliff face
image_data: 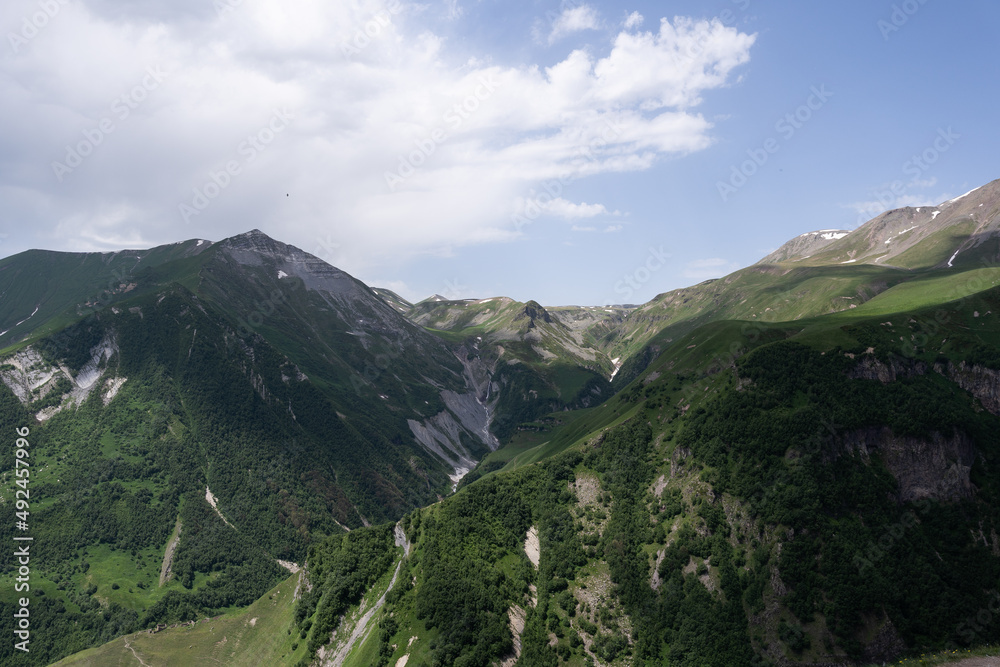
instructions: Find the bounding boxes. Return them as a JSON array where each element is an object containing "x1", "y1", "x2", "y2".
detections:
[
  {"x1": 850, "y1": 354, "x2": 1000, "y2": 417},
  {"x1": 833, "y1": 426, "x2": 975, "y2": 503},
  {"x1": 0, "y1": 332, "x2": 123, "y2": 421},
  {"x1": 757, "y1": 229, "x2": 849, "y2": 264},
  {"x1": 847, "y1": 355, "x2": 928, "y2": 383},
  {"x1": 942, "y1": 361, "x2": 1000, "y2": 415},
  {"x1": 516, "y1": 300, "x2": 553, "y2": 326}
]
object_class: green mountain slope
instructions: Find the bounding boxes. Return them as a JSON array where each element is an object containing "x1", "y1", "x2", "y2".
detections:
[
  {"x1": 76, "y1": 270, "x2": 997, "y2": 666},
  {"x1": 10, "y1": 179, "x2": 1000, "y2": 665},
  {"x1": 51, "y1": 571, "x2": 308, "y2": 667},
  {"x1": 281, "y1": 282, "x2": 1000, "y2": 667},
  {"x1": 603, "y1": 180, "x2": 1000, "y2": 385},
  {"x1": 404, "y1": 296, "x2": 627, "y2": 440},
  {"x1": 0, "y1": 232, "x2": 507, "y2": 665},
  {"x1": 0, "y1": 239, "x2": 212, "y2": 346}
]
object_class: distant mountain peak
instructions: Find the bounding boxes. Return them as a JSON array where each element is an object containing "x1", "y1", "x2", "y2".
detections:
[
  {"x1": 220, "y1": 229, "x2": 287, "y2": 254},
  {"x1": 516, "y1": 300, "x2": 552, "y2": 326},
  {"x1": 758, "y1": 176, "x2": 1000, "y2": 269},
  {"x1": 758, "y1": 229, "x2": 850, "y2": 264}
]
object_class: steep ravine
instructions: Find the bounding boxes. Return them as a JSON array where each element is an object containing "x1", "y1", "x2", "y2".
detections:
[{"x1": 319, "y1": 525, "x2": 411, "y2": 667}]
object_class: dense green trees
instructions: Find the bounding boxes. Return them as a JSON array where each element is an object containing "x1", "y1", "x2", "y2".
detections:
[
  {"x1": 294, "y1": 524, "x2": 396, "y2": 657},
  {"x1": 677, "y1": 341, "x2": 1000, "y2": 656}
]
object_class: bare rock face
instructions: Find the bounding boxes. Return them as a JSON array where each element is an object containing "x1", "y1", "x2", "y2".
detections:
[
  {"x1": 861, "y1": 616, "x2": 907, "y2": 664},
  {"x1": 835, "y1": 427, "x2": 975, "y2": 503},
  {"x1": 943, "y1": 361, "x2": 1000, "y2": 415},
  {"x1": 757, "y1": 229, "x2": 849, "y2": 264},
  {"x1": 848, "y1": 356, "x2": 927, "y2": 383},
  {"x1": 515, "y1": 300, "x2": 553, "y2": 327}
]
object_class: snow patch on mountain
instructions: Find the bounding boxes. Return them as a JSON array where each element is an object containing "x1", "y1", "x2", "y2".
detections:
[
  {"x1": 945, "y1": 186, "x2": 982, "y2": 205},
  {"x1": 800, "y1": 230, "x2": 849, "y2": 240}
]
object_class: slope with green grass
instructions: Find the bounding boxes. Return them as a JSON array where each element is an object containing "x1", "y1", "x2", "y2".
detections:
[
  {"x1": 50, "y1": 281, "x2": 1000, "y2": 667},
  {"x1": 0, "y1": 233, "x2": 503, "y2": 665},
  {"x1": 51, "y1": 571, "x2": 307, "y2": 667},
  {"x1": 602, "y1": 178, "x2": 1000, "y2": 384},
  {"x1": 0, "y1": 239, "x2": 212, "y2": 348},
  {"x1": 407, "y1": 296, "x2": 624, "y2": 441},
  {"x1": 13, "y1": 189, "x2": 1000, "y2": 665}
]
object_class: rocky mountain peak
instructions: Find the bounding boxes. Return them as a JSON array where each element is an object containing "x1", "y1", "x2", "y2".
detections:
[
  {"x1": 758, "y1": 229, "x2": 850, "y2": 264},
  {"x1": 219, "y1": 229, "x2": 290, "y2": 256},
  {"x1": 516, "y1": 300, "x2": 552, "y2": 326}
]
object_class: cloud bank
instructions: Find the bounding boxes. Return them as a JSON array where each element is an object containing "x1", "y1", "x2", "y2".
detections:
[{"x1": 0, "y1": 0, "x2": 755, "y2": 275}]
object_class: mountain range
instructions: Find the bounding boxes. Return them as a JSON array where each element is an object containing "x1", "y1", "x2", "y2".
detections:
[{"x1": 1, "y1": 178, "x2": 1000, "y2": 666}]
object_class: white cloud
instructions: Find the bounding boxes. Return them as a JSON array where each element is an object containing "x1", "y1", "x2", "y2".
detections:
[
  {"x1": 444, "y1": 0, "x2": 462, "y2": 20},
  {"x1": 571, "y1": 225, "x2": 597, "y2": 232},
  {"x1": 546, "y1": 5, "x2": 601, "y2": 45},
  {"x1": 623, "y1": 11, "x2": 643, "y2": 30},
  {"x1": 0, "y1": 1, "x2": 755, "y2": 277},
  {"x1": 683, "y1": 257, "x2": 739, "y2": 281},
  {"x1": 850, "y1": 195, "x2": 949, "y2": 222},
  {"x1": 847, "y1": 176, "x2": 954, "y2": 226},
  {"x1": 603, "y1": 224, "x2": 623, "y2": 232},
  {"x1": 543, "y1": 197, "x2": 617, "y2": 219}
]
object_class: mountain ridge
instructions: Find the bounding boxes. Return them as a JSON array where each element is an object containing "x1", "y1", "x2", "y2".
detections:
[{"x1": 3, "y1": 178, "x2": 1000, "y2": 666}]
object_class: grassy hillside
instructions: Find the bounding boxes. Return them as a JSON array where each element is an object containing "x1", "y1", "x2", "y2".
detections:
[
  {"x1": 52, "y1": 572, "x2": 306, "y2": 666},
  {"x1": 604, "y1": 180, "x2": 1000, "y2": 382},
  {"x1": 408, "y1": 297, "x2": 622, "y2": 441},
  {"x1": 0, "y1": 240, "x2": 211, "y2": 348},
  {"x1": 13, "y1": 206, "x2": 1000, "y2": 665},
  {"x1": 365, "y1": 284, "x2": 1000, "y2": 665},
  {"x1": 0, "y1": 283, "x2": 466, "y2": 665},
  {"x1": 51, "y1": 286, "x2": 1000, "y2": 666}
]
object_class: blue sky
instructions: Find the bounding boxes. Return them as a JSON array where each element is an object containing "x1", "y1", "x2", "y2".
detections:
[{"x1": 1, "y1": 0, "x2": 998, "y2": 306}]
